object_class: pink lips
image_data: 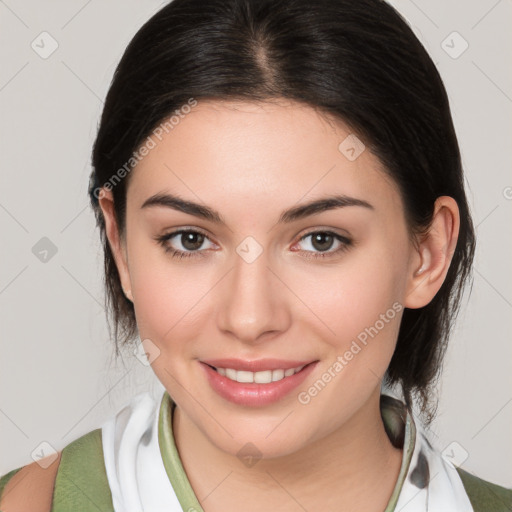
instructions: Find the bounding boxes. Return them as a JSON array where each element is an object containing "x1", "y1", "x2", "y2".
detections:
[{"x1": 199, "y1": 359, "x2": 318, "y2": 407}]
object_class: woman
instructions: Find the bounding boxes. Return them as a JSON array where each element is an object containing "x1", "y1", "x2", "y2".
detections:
[{"x1": 1, "y1": 0, "x2": 510, "y2": 510}]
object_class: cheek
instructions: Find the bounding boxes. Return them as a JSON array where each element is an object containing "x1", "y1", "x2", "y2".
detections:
[
  {"x1": 290, "y1": 241, "x2": 406, "y2": 363},
  {"x1": 127, "y1": 241, "x2": 213, "y2": 349}
]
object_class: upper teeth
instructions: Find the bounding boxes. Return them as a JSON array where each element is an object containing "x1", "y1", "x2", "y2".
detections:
[{"x1": 216, "y1": 365, "x2": 305, "y2": 384}]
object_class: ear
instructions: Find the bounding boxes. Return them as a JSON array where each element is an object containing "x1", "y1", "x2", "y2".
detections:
[
  {"x1": 97, "y1": 188, "x2": 134, "y2": 302},
  {"x1": 404, "y1": 196, "x2": 460, "y2": 309}
]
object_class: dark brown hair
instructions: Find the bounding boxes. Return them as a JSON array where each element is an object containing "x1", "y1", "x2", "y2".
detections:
[{"x1": 88, "y1": 0, "x2": 476, "y2": 421}]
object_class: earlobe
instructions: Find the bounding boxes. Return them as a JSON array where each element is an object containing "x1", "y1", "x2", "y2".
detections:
[
  {"x1": 97, "y1": 188, "x2": 133, "y2": 302},
  {"x1": 404, "y1": 196, "x2": 460, "y2": 309},
  {"x1": 123, "y1": 288, "x2": 134, "y2": 302}
]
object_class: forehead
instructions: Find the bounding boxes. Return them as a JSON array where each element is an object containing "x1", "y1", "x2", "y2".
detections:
[{"x1": 127, "y1": 99, "x2": 403, "y2": 219}]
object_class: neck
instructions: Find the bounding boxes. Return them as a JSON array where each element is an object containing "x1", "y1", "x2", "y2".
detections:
[{"x1": 173, "y1": 387, "x2": 403, "y2": 512}]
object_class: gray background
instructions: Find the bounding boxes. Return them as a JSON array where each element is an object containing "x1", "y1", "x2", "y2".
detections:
[{"x1": 1, "y1": 0, "x2": 511, "y2": 488}]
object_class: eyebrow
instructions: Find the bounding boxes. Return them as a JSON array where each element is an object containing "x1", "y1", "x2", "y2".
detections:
[{"x1": 140, "y1": 192, "x2": 374, "y2": 225}]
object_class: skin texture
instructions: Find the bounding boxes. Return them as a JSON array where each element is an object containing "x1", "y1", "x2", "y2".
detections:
[
  {"x1": 99, "y1": 99, "x2": 460, "y2": 511},
  {"x1": 0, "y1": 452, "x2": 62, "y2": 511}
]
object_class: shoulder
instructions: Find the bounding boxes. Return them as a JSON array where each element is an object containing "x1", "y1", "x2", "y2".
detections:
[
  {"x1": 0, "y1": 451, "x2": 62, "y2": 512},
  {"x1": 0, "y1": 428, "x2": 114, "y2": 512},
  {"x1": 456, "y1": 467, "x2": 512, "y2": 511}
]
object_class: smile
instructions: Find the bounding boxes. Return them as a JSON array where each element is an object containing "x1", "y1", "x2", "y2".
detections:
[
  {"x1": 200, "y1": 359, "x2": 318, "y2": 406},
  {"x1": 211, "y1": 365, "x2": 306, "y2": 384}
]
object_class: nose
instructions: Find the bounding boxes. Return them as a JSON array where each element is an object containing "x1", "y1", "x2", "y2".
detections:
[{"x1": 216, "y1": 246, "x2": 291, "y2": 345}]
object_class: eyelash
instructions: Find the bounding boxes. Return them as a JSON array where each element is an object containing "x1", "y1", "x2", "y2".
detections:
[{"x1": 154, "y1": 228, "x2": 353, "y2": 261}]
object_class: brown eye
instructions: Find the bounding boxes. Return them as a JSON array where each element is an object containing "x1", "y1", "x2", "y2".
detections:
[
  {"x1": 296, "y1": 230, "x2": 353, "y2": 260},
  {"x1": 180, "y1": 231, "x2": 205, "y2": 251},
  {"x1": 155, "y1": 229, "x2": 215, "y2": 259},
  {"x1": 310, "y1": 232, "x2": 335, "y2": 252}
]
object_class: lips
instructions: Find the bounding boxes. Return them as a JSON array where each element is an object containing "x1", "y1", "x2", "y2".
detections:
[{"x1": 199, "y1": 358, "x2": 319, "y2": 407}]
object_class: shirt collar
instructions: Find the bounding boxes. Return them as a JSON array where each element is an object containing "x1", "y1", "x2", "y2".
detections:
[{"x1": 157, "y1": 391, "x2": 417, "y2": 512}]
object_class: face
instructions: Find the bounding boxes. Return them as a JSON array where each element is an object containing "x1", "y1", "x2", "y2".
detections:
[{"x1": 101, "y1": 99, "x2": 430, "y2": 459}]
